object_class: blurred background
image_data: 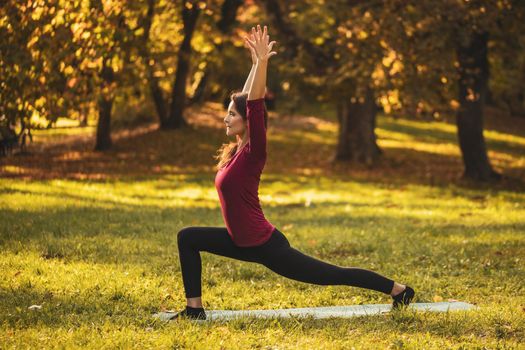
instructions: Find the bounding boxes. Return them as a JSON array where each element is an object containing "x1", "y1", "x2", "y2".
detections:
[{"x1": 1, "y1": 0, "x2": 524, "y2": 185}]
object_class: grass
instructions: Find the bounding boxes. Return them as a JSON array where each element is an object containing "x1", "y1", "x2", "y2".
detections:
[{"x1": 1, "y1": 102, "x2": 524, "y2": 349}]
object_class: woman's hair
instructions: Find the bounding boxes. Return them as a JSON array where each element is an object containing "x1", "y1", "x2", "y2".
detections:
[{"x1": 214, "y1": 90, "x2": 268, "y2": 170}]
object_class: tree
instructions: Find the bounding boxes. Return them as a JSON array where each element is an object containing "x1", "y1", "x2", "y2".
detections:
[
  {"x1": 137, "y1": 0, "x2": 207, "y2": 130},
  {"x1": 87, "y1": 0, "x2": 143, "y2": 150},
  {"x1": 262, "y1": 0, "x2": 386, "y2": 165},
  {"x1": 188, "y1": 0, "x2": 244, "y2": 105}
]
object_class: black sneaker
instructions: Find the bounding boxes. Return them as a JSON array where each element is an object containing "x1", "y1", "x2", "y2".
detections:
[
  {"x1": 169, "y1": 306, "x2": 207, "y2": 320},
  {"x1": 392, "y1": 286, "x2": 415, "y2": 309}
]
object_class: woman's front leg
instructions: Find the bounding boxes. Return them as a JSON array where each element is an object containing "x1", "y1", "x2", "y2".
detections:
[{"x1": 176, "y1": 226, "x2": 259, "y2": 304}]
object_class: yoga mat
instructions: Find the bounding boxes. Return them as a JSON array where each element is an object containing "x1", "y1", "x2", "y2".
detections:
[{"x1": 153, "y1": 301, "x2": 477, "y2": 322}]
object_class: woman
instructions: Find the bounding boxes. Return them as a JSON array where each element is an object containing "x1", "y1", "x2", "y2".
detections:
[{"x1": 172, "y1": 25, "x2": 415, "y2": 320}]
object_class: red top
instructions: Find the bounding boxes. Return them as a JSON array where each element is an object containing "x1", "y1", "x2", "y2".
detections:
[{"x1": 214, "y1": 98, "x2": 276, "y2": 247}]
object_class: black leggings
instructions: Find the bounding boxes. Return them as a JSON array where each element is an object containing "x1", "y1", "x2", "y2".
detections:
[{"x1": 177, "y1": 226, "x2": 395, "y2": 298}]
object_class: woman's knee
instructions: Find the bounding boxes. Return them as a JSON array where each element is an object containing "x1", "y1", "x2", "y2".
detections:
[{"x1": 177, "y1": 226, "x2": 197, "y2": 246}]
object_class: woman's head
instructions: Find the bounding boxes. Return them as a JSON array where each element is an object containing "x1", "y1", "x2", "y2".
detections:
[
  {"x1": 223, "y1": 91, "x2": 268, "y2": 137},
  {"x1": 224, "y1": 92, "x2": 248, "y2": 138},
  {"x1": 215, "y1": 90, "x2": 268, "y2": 170}
]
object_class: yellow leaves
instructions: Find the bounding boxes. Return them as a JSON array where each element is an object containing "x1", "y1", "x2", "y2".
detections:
[
  {"x1": 31, "y1": 6, "x2": 44, "y2": 21},
  {"x1": 71, "y1": 22, "x2": 82, "y2": 35},
  {"x1": 71, "y1": 22, "x2": 91, "y2": 42},
  {"x1": 380, "y1": 96, "x2": 391, "y2": 113},
  {"x1": 405, "y1": 25, "x2": 414, "y2": 37},
  {"x1": 450, "y1": 99, "x2": 460, "y2": 110},
  {"x1": 372, "y1": 63, "x2": 385, "y2": 84},
  {"x1": 382, "y1": 50, "x2": 403, "y2": 75},
  {"x1": 51, "y1": 9, "x2": 66, "y2": 26},
  {"x1": 153, "y1": 70, "x2": 164, "y2": 78},
  {"x1": 64, "y1": 66, "x2": 74, "y2": 75},
  {"x1": 379, "y1": 90, "x2": 401, "y2": 114},
  {"x1": 390, "y1": 61, "x2": 403, "y2": 75},
  {"x1": 42, "y1": 23, "x2": 53, "y2": 34},
  {"x1": 111, "y1": 55, "x2": 122, "y2": 73},
  {"x1": 441, "y1": 76, "x2": 448, "y2": 84},
  {"x1": 416, "y1": 64, "x2": 427, "y2": 73},
  {"x1": 183, "y1": 1, "x2": 206, "y2": 10},
  {"x1": 281, "y1": 81, "x2": 290, "y2": 91},
  {"x1": 357, "y1": 30, "x2": 368, "y2": 40},
  {"x1": 27, "y1": 35, "x2": 39, "y2": 49},
  {"x1": 67, "y1": 78, "x2": 77, "y2": 88},
  {"x1": 35, "y1": 96, "x2": 46, "y2": 108},
  {"x1": 433, "y1": 295, "x2": 443, "y2": 302},
  {"x1": 382, "y1": 51, "x2": 395, "y2": 68},
  {"x1": 314, "y1": 37, "x2": 325, "y2": 45},
  {"x1": 338, "y1": 26, "x2": 352, "y2": 39},
  {"x1": 466, "y1": 88, "x2": 479, "y2": 102}
]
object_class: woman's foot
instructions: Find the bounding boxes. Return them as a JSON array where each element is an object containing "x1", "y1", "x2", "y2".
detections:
[
  {"x1": 391, "y1": 285, "x2": 415, "y2": 309},
  {"x1": 169, "y1": 306, "x2": 207, "y2": 320}
]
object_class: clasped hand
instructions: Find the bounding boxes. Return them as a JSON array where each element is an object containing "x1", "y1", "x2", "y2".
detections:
[{"x1": 244, "y1": 25, "x2": 277, "y2": 63}]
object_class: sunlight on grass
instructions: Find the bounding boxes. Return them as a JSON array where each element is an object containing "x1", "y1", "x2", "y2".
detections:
[{"x1": 1, "y1": 172, "x2": 524, "y2": 348}]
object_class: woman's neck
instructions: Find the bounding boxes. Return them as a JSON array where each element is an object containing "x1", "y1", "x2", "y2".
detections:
[{"x1": 237, "y1": 133, "x2": 249, "y2": 149}]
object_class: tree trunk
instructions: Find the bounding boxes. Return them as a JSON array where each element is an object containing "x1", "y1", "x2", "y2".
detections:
[
  {"x1": 334, "y1": 87, "x2": 381, "y2": 165},
  {"x1": 162, "y1": 3, "x2": 200, "y2": 129},
  {"x1": 188, "y1": 0, "x2": 243, "y2": 105},
  {"x1": 95, "y1": 96, "x2": 113, "y2": 151},
  {"x1": 138, "y1": 0, "x2": 169, "y2": 123},
  {"x1": 456, "y1": 31, "x2": 500, "y2": 181},
  {"x1": 79, "y1": 103, "x2": 89, "y2": 127},
  {"x1": 95, "y1": 62, "x2": 114, "y2": 151}
]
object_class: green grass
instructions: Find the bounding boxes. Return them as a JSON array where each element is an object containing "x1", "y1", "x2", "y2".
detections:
[{"x1": 1, "y1": 108, "x2": 525, "y2": 348}]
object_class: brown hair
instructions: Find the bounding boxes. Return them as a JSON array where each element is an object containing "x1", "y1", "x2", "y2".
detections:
[{"x1": 214, "y1": 91, "x2": 268, "y2": 170}]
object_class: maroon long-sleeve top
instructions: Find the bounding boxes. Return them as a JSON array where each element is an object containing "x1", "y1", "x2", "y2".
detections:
[{"x1": 214, "y1": 98, "x2": 276, "y2": 247}]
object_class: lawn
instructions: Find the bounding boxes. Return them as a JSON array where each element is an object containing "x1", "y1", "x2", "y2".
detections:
[{"x1": 1, "y1": 103, "x2": 524, "y2": 349}]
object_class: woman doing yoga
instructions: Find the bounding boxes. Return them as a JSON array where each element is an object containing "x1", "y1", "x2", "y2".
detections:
[{"x1": 172, "y1": 25, "x2": 415, "y2": 320}]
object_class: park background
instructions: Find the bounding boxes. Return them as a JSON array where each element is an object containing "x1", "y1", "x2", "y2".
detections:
[{"x1": 1, "y1": 0, "x2": 524, "y2": 348}]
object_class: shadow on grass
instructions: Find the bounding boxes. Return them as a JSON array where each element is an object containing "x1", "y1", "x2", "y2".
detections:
[
  {"x1": 1, "y1": 111, "x2": 524, "y2": 192},
  {"x1": 1, "y1": 200, "x2": 523, "y2": 283},
  {"x1": 380, "y1": 118, "x2": 525, "y2": 157}
]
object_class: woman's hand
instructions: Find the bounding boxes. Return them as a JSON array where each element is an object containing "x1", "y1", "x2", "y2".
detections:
[
  {"x1": 244, "y1": 32, "x2": 258, "y2": 65},
  {"x1": 244, "y1": 24, "x2": 277, "y2": 63}
]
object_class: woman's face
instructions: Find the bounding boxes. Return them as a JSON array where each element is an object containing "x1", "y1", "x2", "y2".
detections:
[{"x1": 224, "y1": 100, "x2": 246, "y2": 137}]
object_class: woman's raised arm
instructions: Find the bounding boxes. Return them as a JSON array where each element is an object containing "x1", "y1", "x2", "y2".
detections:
[
  {"x1": 242, "y1": 32, "x2": 258, "y2": 93},
  {"x1": 243, "y1": 25, "x2": 277, "y2": 159},
  {"x1": 244, "y1": 25, "x2": 277, "y2": 101}
]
